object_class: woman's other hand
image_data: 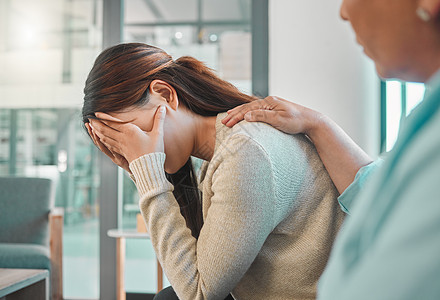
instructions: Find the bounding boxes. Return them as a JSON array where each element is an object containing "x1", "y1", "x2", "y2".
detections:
[
  {"x1": 221, "y1": 96, "x2": 321, "y2": 136},
  {"x1": 85, "y1": 122, "x2": 131, "y2": 172},
  {"x1": 88, "y1": 106, "x2": 166, "y2": 164}
]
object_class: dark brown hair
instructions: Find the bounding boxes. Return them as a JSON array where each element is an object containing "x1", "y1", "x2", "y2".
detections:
[{"x1": 83, "y1": 43, "x2": 256, "y2": 238}]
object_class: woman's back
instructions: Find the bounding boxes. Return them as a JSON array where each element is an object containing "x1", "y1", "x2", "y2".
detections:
[{"x1": 197, "y1": 112, "x2": 345, "y2": 299}]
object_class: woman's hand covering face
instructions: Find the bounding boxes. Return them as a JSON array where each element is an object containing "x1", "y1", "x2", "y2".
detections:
[
  {"x1": 85, "y1": 122, "x2": 131, "y2": 172},
  {"x1": 86, "y1": 106, "x2": 167, "y2": 166}
]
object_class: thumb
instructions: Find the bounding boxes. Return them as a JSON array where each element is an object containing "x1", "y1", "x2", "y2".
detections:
[
  {"x1": 152, "y1": 106, "x2": 166, "y2": 135},
  {"x1": 244, "y1": 109, "x2": 278, "y2": 124}
]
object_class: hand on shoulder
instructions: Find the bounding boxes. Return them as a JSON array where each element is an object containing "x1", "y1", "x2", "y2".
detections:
[{"x1": 221, "y1": 96, "x2": 321, "y2": 136}]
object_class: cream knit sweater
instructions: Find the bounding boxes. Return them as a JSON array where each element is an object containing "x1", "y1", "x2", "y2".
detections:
[{"x1": 129, "y1": 112, "x2": 345, "y2": 300}]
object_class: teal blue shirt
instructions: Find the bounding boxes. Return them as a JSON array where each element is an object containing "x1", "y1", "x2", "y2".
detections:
[{"x1": 318, "y1": 73, "x2": 440, "y2": 299}]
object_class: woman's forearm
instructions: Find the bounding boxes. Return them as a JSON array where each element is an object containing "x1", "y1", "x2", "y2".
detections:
[{"x1": 306, "y1": 112, "x2": 373, "y2": 194}]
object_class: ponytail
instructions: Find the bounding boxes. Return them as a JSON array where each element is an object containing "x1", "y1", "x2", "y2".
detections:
[{"x1": 161, "y1": 56, "x2": 257, "y2": 116}]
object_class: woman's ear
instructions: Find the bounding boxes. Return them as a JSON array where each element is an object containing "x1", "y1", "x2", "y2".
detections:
[{"x1": 149, "y1": 79, "x2": 179, "y2": 110}]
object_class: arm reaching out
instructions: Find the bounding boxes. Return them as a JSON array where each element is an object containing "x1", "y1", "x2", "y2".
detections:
[{"x1": 222, "y1": 96, "x2": 373, "y2": 194}]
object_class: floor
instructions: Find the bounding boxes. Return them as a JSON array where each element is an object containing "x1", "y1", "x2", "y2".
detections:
[{"x1": 63, "y1": 219, "x2": 169, "y2": 299}]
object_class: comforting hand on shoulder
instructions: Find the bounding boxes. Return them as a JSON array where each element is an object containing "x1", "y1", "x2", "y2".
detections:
[
  {"x1": 222, "y1": 96, "x2": 320, "y2": 136},
  {"x1": 87, "y1": 106, "x2": 166, "y2": 164}
]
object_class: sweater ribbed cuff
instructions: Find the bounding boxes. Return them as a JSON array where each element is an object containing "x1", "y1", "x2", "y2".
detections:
[
  {"x1": 129, "y1": 152, "x2": 174, "y2": 197},
  {"x1": 128, "y1": 172, "x2": 136, "y2": 183}
]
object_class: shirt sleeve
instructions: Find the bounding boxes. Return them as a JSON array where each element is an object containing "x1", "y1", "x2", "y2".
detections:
[
  {"x1": 129, "y1": 135, "x2": 276, "y2": 300},
  {"x1": 337, "y1": 159, "x2": 384, "y2": 214}
]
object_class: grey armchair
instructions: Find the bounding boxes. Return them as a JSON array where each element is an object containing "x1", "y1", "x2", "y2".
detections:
[{"x1": 0, "y1": 177, "x2": 63, "y2": 300}]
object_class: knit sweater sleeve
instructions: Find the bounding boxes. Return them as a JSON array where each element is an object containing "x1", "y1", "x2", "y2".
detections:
[{"x1": 129, "y1": 135, "x2": 276, "y2": 300}]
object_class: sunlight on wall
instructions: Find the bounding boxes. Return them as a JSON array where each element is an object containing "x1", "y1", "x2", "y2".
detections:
[
  {"x1": 406, "y1": 83, "x2": 425, "y2": 116},
  {"x1": 386, "y1": 81, "x2": 402, "y2": 152}
]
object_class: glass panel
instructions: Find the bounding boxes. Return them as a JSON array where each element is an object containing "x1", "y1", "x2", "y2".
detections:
[
  {"x1": 125, "y1": 0, "x2": 198, "y2": 23},
  {"x1": 0, "y1": 0, "x2": 103, "y2": 298},
  {"x1": 386, "y1": 81, "x2": 402, "y2": 152},
  {"x1": 153, "y1": 0, "x2": 198, "y2": 22},
  {"x1": 15, "y1": 110, "x2": 58, "y2": 175},
  {"x1": 122, "y1": 0, "x2": 252, "y2": 294},
  {"x1": 125, "y1": 0, "x2": 163, "y2": 24},
  {"x1": 203, "y1": 0, "x2": 250, "y2": 21},
  {"x1": 0, "y1": 110, "x2": 10, "y2": 174},
  {"x1": 0, "y1": 108, "x2": 101, "y2": 298}
]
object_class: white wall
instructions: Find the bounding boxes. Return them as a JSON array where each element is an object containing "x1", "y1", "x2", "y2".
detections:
[{"x1": 269, "y1": 0, "x2": 380, "y2": 157}]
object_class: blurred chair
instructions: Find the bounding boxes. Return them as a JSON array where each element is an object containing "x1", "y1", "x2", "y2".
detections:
[{"x1": 0, "y1": 177, "x2": 64, "y2": 300}]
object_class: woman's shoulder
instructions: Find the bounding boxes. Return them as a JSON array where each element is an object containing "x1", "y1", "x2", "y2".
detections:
[
  {"x1": 213, "y1": 120, "x2": 272, "y2": 163},
  {"x1": 215, "y1": 112, "x2": 314, "y2": 162}
]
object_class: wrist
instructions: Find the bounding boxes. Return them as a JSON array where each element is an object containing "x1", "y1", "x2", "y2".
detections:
[
  {"x1": 303, "y1": 108, "x2": 327, "y2": 138},
  {"x1": 129, "y1": 152, "x2": 172, "y2": 196},
  {"x1": 127, "y1": 151, "x2": 151, "y2": 164}
]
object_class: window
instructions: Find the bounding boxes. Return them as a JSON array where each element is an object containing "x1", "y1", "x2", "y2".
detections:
[
  {"x1": 0, "y1": 0, "x2": 103, "y2": 298},
  {"x1": 381, "y1": 81, "x2": 425, "y2": 152},
  {"x1": 1, "y1": 0, "x2": 268, "y2": 298}
]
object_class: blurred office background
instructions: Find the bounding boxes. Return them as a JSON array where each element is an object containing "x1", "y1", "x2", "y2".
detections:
[{"x1": 0, "y1": 0, "x2": 425, "y2": 299}]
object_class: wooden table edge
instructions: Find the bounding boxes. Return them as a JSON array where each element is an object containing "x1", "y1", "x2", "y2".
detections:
[{"x1": 0, "y1": 268, "x2": 49, "y2": 298}]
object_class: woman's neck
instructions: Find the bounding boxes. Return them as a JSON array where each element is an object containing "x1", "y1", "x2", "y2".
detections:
[{"x1": 192, "y1": 114, "x2": 217, "y2": 161}]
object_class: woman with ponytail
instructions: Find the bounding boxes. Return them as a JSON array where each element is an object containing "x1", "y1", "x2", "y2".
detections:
[{"x1": 83, "y1": 43, "x2": 344, "y2": 300}]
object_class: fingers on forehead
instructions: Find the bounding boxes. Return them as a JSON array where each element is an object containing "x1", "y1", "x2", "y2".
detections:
[{"x1": 91, "y1": 119, "x2": 117, "y2": 133}]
